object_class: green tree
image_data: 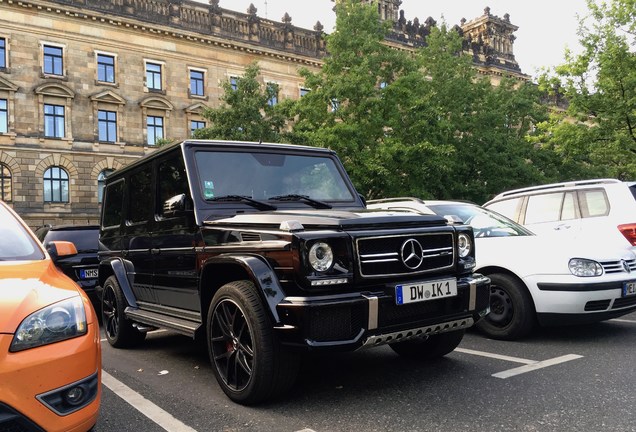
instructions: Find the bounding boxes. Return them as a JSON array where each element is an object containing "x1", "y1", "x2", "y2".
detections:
[
  {"x1": 536, "y1": 0, "x2": 636, "y2": 180},
  {"x1": 194, "y1": 62, "x2": 286, "y2": 142}
]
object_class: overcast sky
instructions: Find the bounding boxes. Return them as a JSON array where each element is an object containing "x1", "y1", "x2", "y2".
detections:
[{"x1": 210, "y1": 0, "x2": 592, "y2": 79}]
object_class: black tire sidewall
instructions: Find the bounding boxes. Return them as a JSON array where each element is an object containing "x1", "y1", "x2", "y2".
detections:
[{"x1": 477, "y1": 273, "x2": 535, "y2": 340}]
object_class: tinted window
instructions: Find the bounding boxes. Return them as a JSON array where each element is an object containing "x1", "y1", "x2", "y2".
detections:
[
  {"x1": 158, "y1": 155, "x2": 189, "y2": 217},
  {"x1": 43, "y1": 228, "x2": 99, "y2": 252},
  {"x1": 128, "y1": 167, "x2": 153, "y2": 223},
  {"x1": 524, "y1": 193, "x2": 563, "y2": 224},
  {"x1": 102, "y1": 180, "x2": 124, "y2": 228},
  {"x1": 194, "y1": 151, "x2": 355, "y2": 202}
]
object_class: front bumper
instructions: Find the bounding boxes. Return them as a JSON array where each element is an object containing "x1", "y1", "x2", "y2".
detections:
[
  {"x1": 0, "y1": 322, "x2": 101, "y2": 432},
  {"x1": 275, "y1": 275, "x2": 490, "y2": 350},
  {"x1": 525, "y1": 274, "x2": 636, "y2": 325}
]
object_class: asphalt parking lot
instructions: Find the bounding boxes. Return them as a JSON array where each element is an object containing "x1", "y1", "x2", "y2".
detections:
[{"x1": 95, "y1": 311, "x2": 636, "y2": 432}]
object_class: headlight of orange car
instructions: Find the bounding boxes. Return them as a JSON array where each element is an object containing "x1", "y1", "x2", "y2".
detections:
[{"x1": 10, "y1": 296, "x2": 88, "y2": 352}]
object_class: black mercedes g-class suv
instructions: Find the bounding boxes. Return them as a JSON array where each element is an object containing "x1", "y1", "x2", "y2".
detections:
[{"x1": 98, "y1": 140, "x2": 490, "y2": 404}]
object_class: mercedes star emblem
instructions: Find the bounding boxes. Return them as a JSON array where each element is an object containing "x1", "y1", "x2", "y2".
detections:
[{"x1": 400, "y1": 238, "x2": 424, "y2": 270}]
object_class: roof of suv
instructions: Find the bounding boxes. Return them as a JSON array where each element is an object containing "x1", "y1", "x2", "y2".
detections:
[{"x1": 486, "y1": 178, "x2": 635, "y2": 202}]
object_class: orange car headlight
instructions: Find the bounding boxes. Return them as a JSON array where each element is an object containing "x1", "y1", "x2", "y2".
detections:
[{"x1": 10, "y1": 296, "x2": 87, "y2": 352}]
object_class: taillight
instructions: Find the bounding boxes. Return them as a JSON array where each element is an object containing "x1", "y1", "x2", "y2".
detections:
[{"x1": 618, "y1": 224, "x2": 636, "y2": 246}]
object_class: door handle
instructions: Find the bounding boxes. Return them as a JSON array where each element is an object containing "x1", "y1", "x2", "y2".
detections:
[{"x1": 151, "y1": 248, "x2": 161, "y2": 255}]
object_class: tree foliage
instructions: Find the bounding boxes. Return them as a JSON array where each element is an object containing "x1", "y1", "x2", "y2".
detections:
[
  {"x1": 194, "y1": 62, "x2": 286, "y2": 142},
  {"x1": 285, "y1": 0, "x2": 549, "y2": 202},
  {"x1": 537, "y1": 0, "x2": 636, "y2": 180}
]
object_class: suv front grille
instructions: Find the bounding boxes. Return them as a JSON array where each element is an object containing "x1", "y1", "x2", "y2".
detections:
[
  {"x1": 357, "y1": 233, "x2": 454, "y2": 277},
  {"x1": 601, "y1": 259, "x2": 636, "y2": 274}
]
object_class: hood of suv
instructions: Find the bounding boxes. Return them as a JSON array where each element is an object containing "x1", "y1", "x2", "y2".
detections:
[
  {"x1": 0, "y1": 260, "x2": 81, "y2": 333},
  {"x1": 203, "y1": 208, "x2": 449, "y2": 230}
]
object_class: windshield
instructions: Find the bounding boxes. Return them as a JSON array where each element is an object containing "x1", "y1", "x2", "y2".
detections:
[
  {"x1": 428, "y1": 203, "x2": 532, "y2": 238},
  {"x1": 0, "y1": 204, "x2": 45, "y2": 261},
  {"x1": 194, "y1": 150, "x2": 356, "y2": 203}
]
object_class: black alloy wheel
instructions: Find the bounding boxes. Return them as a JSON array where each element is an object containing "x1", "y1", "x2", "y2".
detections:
[
  {"x1": 207, "y1": 280, "x2": 299, "y2": 405},
  {"x1": 101, "y1": 275, "x2": 146, "y2": 348},
  {"x1": 209, "y1": 297, "x2": 255, "y2": 393}
]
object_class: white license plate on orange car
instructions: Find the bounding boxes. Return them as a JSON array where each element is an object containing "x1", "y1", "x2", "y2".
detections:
[
  {"x1": 395, "y1": 278, "x2": 457, "y2": 305},
  {"x1": 623, "y1": 281, "x2": 636, "y2": 297}
]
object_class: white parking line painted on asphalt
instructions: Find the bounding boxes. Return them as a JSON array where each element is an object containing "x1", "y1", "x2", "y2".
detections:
[
  {"x1": 491, "y1": 354, "x2": 583, "y2": 379},
  {"x1": 455, "y1": 348, "x2": 535, "y2": 365},
  {"x1": 610, "y1": 318, "x2": 636, "y2": 324},
  {"x1": 102, "y1": 370, "x2": 198, "y2": 432}
]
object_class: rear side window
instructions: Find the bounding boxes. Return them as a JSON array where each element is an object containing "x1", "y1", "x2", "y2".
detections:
[
  {"x1": 128, "y1": 167, "x2": 153, "y2": 223},
  {"x1": 579, "y1": 189, "x2": 609, "y2": 218},
  {"x1": 524, "y1": 193, "x2": 563, "y2": 224},
  {"x1": 102, "y1": 180, "x2": 124, "y2": 228}
]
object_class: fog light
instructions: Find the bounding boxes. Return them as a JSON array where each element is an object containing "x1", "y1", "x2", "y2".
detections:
[{"x1": 64, "y1": 386, "x2": 86, "y2": 406}]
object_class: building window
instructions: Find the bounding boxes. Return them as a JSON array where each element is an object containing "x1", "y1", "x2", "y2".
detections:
[
  {"x1": 147, "y1": 115, "x2": 164, "y2": 145},
  {"x1": 267, "y1": 83, "x2": 278, "y2": 106},
  {"x1": 0, "y1": 163, "x2": 11, "y2": 202},
  {"x1": 98, "y1": 110, "x2": 117, "y2": 143},
  {"x1": 43, "y1": 45, "x2": 63, "y2": 76},
  {"x1": 0, "y1": 38, "x2": 6, "y2": 69},
  {"x1": 190, "y1": 70, "x2": 204, "y2": 96},
  {"x1": 98, "y1": 169, "x2": 114, "y2": 203},
  {"x1": 190, "y1": 120, "x2": 205, "y2": 136},
  {"x1": 146, "y1": 62, "x2": 162, "y2": 90},
  {"x1": 0, "y1": 99, "x2": 7, "y2": 133},
  {"x1": 230, "y1": 76, "x2": 238, "y2": 91},
  {"x1": 43, "y1": 166, "x2": 69, "y2": 203},
  {"x1": 300, "y1": 88, "x2": 310, "y2": 97},
  {"x1": 44, "y1": 104, "x2": 65, "y2": 138},
  {"x1": 97, "y1": 54, "x2": 115, "y2": 83}
]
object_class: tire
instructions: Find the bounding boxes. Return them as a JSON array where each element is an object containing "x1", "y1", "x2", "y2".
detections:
[
  {"x1": 101, "y1": 275, "x2": 146, "y2": 348},
  {"x1": 476, "y1": 273, "x2": 535, "y2": 340},
  {"x1": 207, "y1": 280, "x2": 300, "y2": 405},
  {"x1": 389, "y1": 329, "x2": 465, "y2": 359}
]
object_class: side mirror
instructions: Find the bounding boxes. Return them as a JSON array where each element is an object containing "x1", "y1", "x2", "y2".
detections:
[
  {"x1": 162, "y1": 193, "x2": 191, "y2": 216},
  {"x1": 47, "y1": 240, "x2": 78, "y2": 261}
]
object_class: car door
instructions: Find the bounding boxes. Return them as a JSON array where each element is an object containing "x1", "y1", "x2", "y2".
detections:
[
  {"x1": 151, "y1": 152, "x2": 200, "y2": 312},
  {"x1": 520, "y1": 191, "x2": 581, "y2": 237}
]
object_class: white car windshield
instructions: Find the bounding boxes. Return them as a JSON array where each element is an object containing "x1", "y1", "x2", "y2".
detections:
[
  {"x1": 0, "y1": 204, "x2": 45, "y2": 261},
  {"x1": 428, "y1": 204, "x2": 532, "y2": 238}
]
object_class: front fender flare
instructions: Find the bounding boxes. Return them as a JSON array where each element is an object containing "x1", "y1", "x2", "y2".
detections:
[
  {"x1": 99, "y1": 257, "x2": 138, "y2": 308},
  {"x1": 203, "y1": 254, "x2": 286, "y2": 324}
]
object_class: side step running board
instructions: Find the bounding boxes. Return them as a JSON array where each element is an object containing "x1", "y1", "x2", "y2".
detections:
[{"x1": 125, "y1": 307, "x2": 201, "y2": 338}]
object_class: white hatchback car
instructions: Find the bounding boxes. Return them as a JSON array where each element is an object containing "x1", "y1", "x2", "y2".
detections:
[
  {"x1": 483, "y1": 179, "x2": 636, "y2": 252},
  {"x1": 367, "y1": 198, "x2": 636, "y2": 340}
]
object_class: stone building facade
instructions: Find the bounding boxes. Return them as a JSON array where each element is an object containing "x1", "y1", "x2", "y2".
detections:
[{"x1": 0, "y1": 0, "x2": 526, "y2": 227}]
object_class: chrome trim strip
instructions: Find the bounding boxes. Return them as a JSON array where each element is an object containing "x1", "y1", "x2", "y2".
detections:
[
  {"x1": 362, "y1": 294, "x2": 378, "y2": 330},
  {"x1": 360, "y1": 252, "x2": 399, "y2": 259},
  {"x1": 360, "y1": 317, "x2": 474, "y2": 349},
  {"x1": 469, "y1": 280, "x2": 476, "y2": 310}
]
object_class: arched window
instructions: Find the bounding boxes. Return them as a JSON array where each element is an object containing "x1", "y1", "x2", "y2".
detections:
[
  {"x1": 0, "y1": 163, "x2": 11, "y2": 202},
  {"x1": 43, "y1": 166, "x2": 69, "y2": 203},
  {"x1": 98, "y1": 169, "x2": 114, "y2": 203}
]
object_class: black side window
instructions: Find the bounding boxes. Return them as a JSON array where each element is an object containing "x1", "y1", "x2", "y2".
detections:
[
  {"x1": 103, "y1": 180, "x2": 124, "y2": 228},
  {"x1": 128, "y1": 167, "x2": 153, "y2": 223},
  {"x1": 157, "y1": 155, "x2": 189, "y2": 217}
]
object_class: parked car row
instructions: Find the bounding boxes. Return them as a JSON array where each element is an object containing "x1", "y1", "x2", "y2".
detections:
[{"x1": 367, "y1": 198, "x2": 636, "y2": 340}]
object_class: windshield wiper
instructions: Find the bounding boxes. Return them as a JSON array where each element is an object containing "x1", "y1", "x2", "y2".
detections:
[
  {"x1": 206, "y1": 195, "x2": 277, "y2": 211},
  {"x1": 268, "y1": 194, "x2": 332, "y2": 209}
]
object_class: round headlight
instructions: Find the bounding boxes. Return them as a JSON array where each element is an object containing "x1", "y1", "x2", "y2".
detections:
[
  {"x1": 458, "y1": 233, "x2": 472, "y2": 258},
  {"x1": 308, "y1": 242, "x2": 334, "y2": 272},
  {"x1": 569, "y1": 258, "x2": 603, "y2": 277}
]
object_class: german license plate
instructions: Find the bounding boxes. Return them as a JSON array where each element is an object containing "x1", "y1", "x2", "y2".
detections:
[
  {"x1": 80, "y1": 268, "x2": 98, "y2": 279},
  {"x1": 622, "y1": 281, "x2": 636, "y2": 297},
  {"x1": 395, "y1": 278, "x2": 458, "y2": 305}
]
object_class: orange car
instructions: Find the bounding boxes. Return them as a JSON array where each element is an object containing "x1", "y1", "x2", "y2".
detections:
[{"x1": 0, "y1": 201, "x2": 101, "y2": 432}]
